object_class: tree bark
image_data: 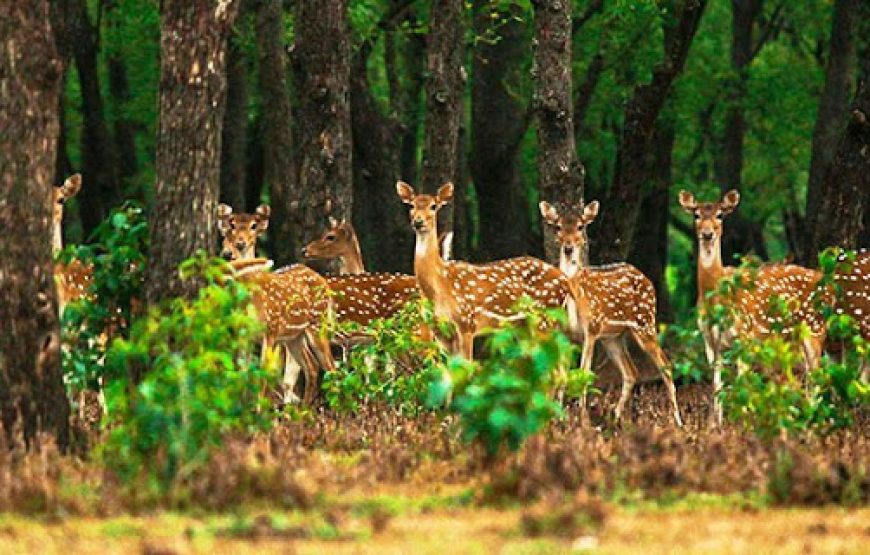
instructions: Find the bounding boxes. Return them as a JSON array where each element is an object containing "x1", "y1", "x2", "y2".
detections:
[
  {"x1": 628, "y1": 118, "x2": 676, "y2": 323},
  {"x1": 533, "y1": 0, "x2": 584, "y2": 264},
  {"x1": 594, "y1": 0, "x2": 707, "y2": 263},
  {"x1": 803, "y1": 0, "x2": 858, "y2": 263},
  {"x1": 220, "y1": 22, "x2": 249, "y2": 211},
  {"x1": 420, "y1": 0, "x2": 464, "y2": 234},
  {"x1": 0, "y1": 0, "x2": 71, "y2": 449},
  {"x1": 145, "y1": 0, "x2": 240, "y2": 305},
  {"x1": 254, "y1": 0, "x2": 296, "y2": 267},
  {"x1": 68, "y1": 0, "x2": 122, "y2": 234},
  {"x1": 808, "y1": 23, "x2": 870, "y2": 254},
  {"x1": 472, "y1": 1, "x2": 534, "y2": 260},
  {"x1": 105, "y1": 0, "x2": 139, "y2": 186},
  {"x1": 399, "y1": 24, "x2": 426, "y2": 185},
  {"x1": 293, "y1": 0, "x2": 353, "y2": 263}
]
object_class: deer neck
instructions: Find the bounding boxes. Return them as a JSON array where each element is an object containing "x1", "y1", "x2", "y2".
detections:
[
  {"x1": 559, "y1": 248, "x2": 583, "y2": 278},
  {"x1": 696, "y1": 237, "x2": 724, "y2": 303},
  {"x1": 339, "y1": 236, "x2": 366, "y2": 274},
  {"x1": 413, "y1": 228, "x2": 447, "y2": 296},
  {"x1": 52, "y1": 223, "x2": 63, "y2": 257}
]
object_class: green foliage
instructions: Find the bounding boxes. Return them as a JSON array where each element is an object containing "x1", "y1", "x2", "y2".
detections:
[
  {"x1": 322, "y1": 298, "x2": 448, "y2": 415},
  {"x1": 60, "y1": 202, "x2": 148, "y2": 394},
  {"x1": 429, "y1": 301, "x2": 582, "y2": 457},
  {"x1": 100, "y1": 254, "x2": 274, "y2": 493}
]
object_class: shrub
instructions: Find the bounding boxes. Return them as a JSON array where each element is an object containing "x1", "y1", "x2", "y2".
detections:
[
  {"x1": 322, "y1": 298, "x2": 447, "y2": 415},
  {"x1": 428, "y1": 301, "x2": 584, "y2": 458},
  {"x1": 100, "y1": 254, "x2": 274, "y2": 494}
]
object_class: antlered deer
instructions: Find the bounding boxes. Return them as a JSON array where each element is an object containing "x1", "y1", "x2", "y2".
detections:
[
  {"x1": 679, "y1": 190, "x2": 828, "y2": 425},
  {"x1": 539, "y1": 200, "x2": 682, "y2": 426},
  {"x1": 397, "y1": 181, "x2": 571, "y2": 359}
]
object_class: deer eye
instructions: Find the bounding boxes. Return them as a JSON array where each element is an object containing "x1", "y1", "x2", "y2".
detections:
[
  {"x1": 229, "y1": 220, "x2": 236, "y2": 229},
  {"x1": 325, "y1": 234, "x2": 335, "y2": 242},
  {"x1": 429, "y1": 203, "x2": 437, "y2": 210},
  {"x1": 576, "y1": 224, "x2": 584, "y2": 232},
  {"x1": 250, "y1": 222, "x2": 257, "y2": 230}
]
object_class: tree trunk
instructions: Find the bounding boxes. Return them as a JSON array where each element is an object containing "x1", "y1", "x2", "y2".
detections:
[
  {"x1": 145, "y1": 0, "x2": 240, "y2": 305},
  {"x1": 718, "y1": 0, "x2": 768, "y2": 261},
  {"x1": 573, "y1": 52, "x2": 605, "y2": 144},
  {"x1": 472, "y1": 1, "x2": 534, "y2": 260},
  {"x1": 594, "y1": 0, "x2": 707, "y2": 263},
  {"x1": 628, "y1": 118, "x2": 676, "y2": 323},
  {"x1": 399, "y1": 24, "x2": 425, "y2": 184},
  {"x1": 0, "y1": 0, "x2": 71, "y2": 449},
  {"x1": 808, "y1": 26, "x2": 870, "y2": 254},
  {"x1": 533, "y1": 0, "x2": 584, "y2": 264},
  {"x1": 220, "y1": 24, "x2": 249, "y2": 211},
  {"x1": 254, "y1": 0, "x2": 296, "y2": 267},
  {"x1": 803, "y1": 0, "x2": 858, "y2": 263},
  {"x1": 68, "y1": 0, "x2": 122, "y2": 234},
  {"x1": 105, "y1": 0, "x2": 138, "y2": 186},
  {"x1": 293, "y1": 0, "x2": 353, "y2": 264},
  {"x1": 420, "y1": 0, "x2": 464, "y2": 235}
]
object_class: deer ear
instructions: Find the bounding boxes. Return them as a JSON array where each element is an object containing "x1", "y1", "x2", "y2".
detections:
[
  {"x1": 678, "y1": 190, "x2": 697, "y2": 214},
  {"x1": 255, "y1": 204, "x2": 271, "y2": 230},
  {"x1": 396, "y1": 181, "x2": 415, "y2": 204},
  {"x1": 61, "y1": 173, "x2": 82, "y2": 198},
  {"x1": 539, "y1": 201, "x2": 559, "y2": 226},
  {"x1": 436, "y1": 182, "x2": 454, "y2": 205},
  {"x1": 720, "y1": 189, "x2": 740, "y2": 214},
  {"x1": 582, "y1": 200, "x2": 599, "y2": 223},
  {"x1": 328, "y1": 216, "x2": 339, "y2": 228},
  {"x1": 217, "y1": 203, "x2": 233, "y2": 233}
]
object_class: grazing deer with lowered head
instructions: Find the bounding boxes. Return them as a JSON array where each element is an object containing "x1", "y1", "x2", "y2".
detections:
[
  {"x1": 397, "y1": 181, "x2": 572, "y2": 359},
  {"x1": 223, "y1": 258, "x2": 336, "y2": 405},
  {"x1": 52, "y1": 174, "x2": 94, "y2": 316},
  {"x1": 540, "y1": 200, "x2": 682, "y2": 426},
  {"x1": 679, "y1": 190, "x2": 828, "y2": 425}
]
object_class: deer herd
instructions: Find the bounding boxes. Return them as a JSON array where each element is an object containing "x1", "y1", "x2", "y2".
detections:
[{"x1": 53, "y1": 174, "x2": 870, "y2": 427}]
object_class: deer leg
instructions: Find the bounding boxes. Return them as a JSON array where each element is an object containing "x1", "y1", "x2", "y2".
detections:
[
  {"x1": 455, "y1": 330, "x2": 474, "y2": 360},
  {"x1": 701, "y1": 325, "x2": 724, "y2": 427},
  {"x1": 284, "y1": 337, "x2": 315, "y2": 405},
  {"x1": 302, "y1": 328, "x2": 336, "y2": 405},
  {"x1": 603, "y1": 337, "x2": 637, "y2": 425},
  {"x1": 632, "y1": 330, "x2": 683, "y2": 427},
  {"x1": 577, "y1": 333, "x2": 597, "y2": 422},
  {"x1": 278, "y1": 342, "x2": 302, "y2": 405}
]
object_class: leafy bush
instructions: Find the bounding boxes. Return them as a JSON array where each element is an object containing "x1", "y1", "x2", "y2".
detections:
[
  {"x1": 60, "y1": 202, "x2": 147, "y2": 394},
  {"x1": 100, "y1": 254, "x2": 274, "y2": 494},
  {"x1": 428, "y1": 302, "x2": 585, "y2": 458},
  {"x1": 322, "y1": 298, "x2": 447, "y2": 415}
]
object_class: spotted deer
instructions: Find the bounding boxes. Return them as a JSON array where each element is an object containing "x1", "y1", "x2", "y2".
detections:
[
  {"x1": 539, "y1": 200, "x2": 682, "y2": 425},
  {"x1": 52, "y1": 174, "x2": 93, "y2": 316},
  {"x1": 217, "y1": 203, "x2": 271, "y2": 260},
  {"x1": 397, "y1": 181, "x2": 571, "y2": 359},
  {"x1": 834, "y1": 248, "x2": 869, "y2": 340},
  {"x1": 224, "y1": 258, "x2": 336, "y2": 405},
  {"x1": 679, "y1": 190, "x2": 828, "y2": 425}
]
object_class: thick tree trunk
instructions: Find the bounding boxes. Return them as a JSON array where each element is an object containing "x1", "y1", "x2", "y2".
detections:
[
  {"x1": 68, "y1": 0, "x2": 122, "y2": 234},
  {"x1": 803, "y1": 0, "x2": 858, "y2": 263},
  {"x1": 629, "y1": 119, "x2": 676, "y2": 323},
  {"x1": 718, "y1": 0, "x2": 768, "y2": 261},
  {"x1": 293, "y1": 0, "x2": 353, "y2": 263},
  {"x1": 533, "y1": 0, "x2": 584, "y2": 264},
  {"x1": 472, "y1": 1, "x2": 534, "y2": 260},
  {"x1": 145, "y1": 0, "x2": 240, "y2": 304},
  {"x1": 594, "y1": 0, "x2": 707, "y2": 263},
  {"x1": 220, "y1": 27, "x2": 249, "y2": 211},
  {"x1": 254, "y1": 0, "x2": 296, "y2": 267},
  {"x1": 808, "y1": 35, "x2": 870, "y2": 253},
  {"x1": 0, "y1": 1, "x2": 71, "y2": 449},
  {"x1": 420, "y1": 0, "x2": 464, "y2": 234}
]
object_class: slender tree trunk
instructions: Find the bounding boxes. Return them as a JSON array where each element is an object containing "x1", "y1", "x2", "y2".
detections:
[
  {"x1": 573, "y1": 52, "x2": 604, "y2": 144},
  {"x1": 220, "y1": 23, "x2": 249, "y2": 211},
  {"x1": 245, "y1": 113, "x2": 265, "y2": 210},
  {"x1": 472, "y1": 1, "x2": 533, "y2": 260},
  {"x1": 254, "y1": 0, "x2": 296, "y2": 266},
  {"x1": 399, "y1": 25, "x2": 425, "y2": 184},
  {"x1": 0, "y1": 0, "x2": 71, "y2": 449},
  {"x1": 803, "y1": 0, "x2": 857, "y2": 263},
  {"x1": 105, "y1": 0, "x2": 138, "y2": 186},
  {"x1": 533, "y1": 0, "x2": 584, "y2": 264},
  {"x1": 68, "y1": 0, "x2": 122, "y2": 234},
  {"x1": 808, "y1": 25, "x2": 870, "y2": 254},
  {"x1": 718, "y1": 0, "x2": 768, "y2": 261},
  {"x1": 629, "y1": 118, "x2": 676, "y2": 323},
  {"x1": 420, "y1": 0, "x2": 464, "y2": 234},
  {"x1": 594, "y1": 0, "x2": 707, "y2": 263},
  {"x1": 293, "y1": 0, "x2": 353, "y2": 261},
  {"x1": 145, "y1": 0, "x2": 240, "y2": 304}
]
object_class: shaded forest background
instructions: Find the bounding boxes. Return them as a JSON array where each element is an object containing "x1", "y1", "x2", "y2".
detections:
[{"x1": 52, "y1": 0, "x2": 870, "y2": 322}]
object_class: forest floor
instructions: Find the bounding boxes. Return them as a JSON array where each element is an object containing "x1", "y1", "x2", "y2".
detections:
[{"x1": 1, "y1": 385, "x2": 868, "y2": 554}]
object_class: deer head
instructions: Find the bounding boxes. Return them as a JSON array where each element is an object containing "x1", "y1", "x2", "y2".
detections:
[
  {"x1": 539, "y1": 200, "x2": 599, "y2": 276},
  {"x1": 217, "y1": 203, "x2": 271, "y2": 260},
  {"x1": 678, "y1": 189, "x2": 739, "y2": 265},
  {"x1": 396, "y1": 181, "x2": 454, "y2": 236},
  {"x1": 52, "y1": 174, "x2": 82, "y2": 254},
  {"x1": 303, "y1": 217, "x2": 358, "y2": 260}
]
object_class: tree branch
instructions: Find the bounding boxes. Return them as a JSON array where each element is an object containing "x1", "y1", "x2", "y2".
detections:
[
  {"x1": 356, "y1": 0, "x2": 419, "y2": 64},
  {"x1": 748, "y1": 0, "x2": 787, "y2": 62}
]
